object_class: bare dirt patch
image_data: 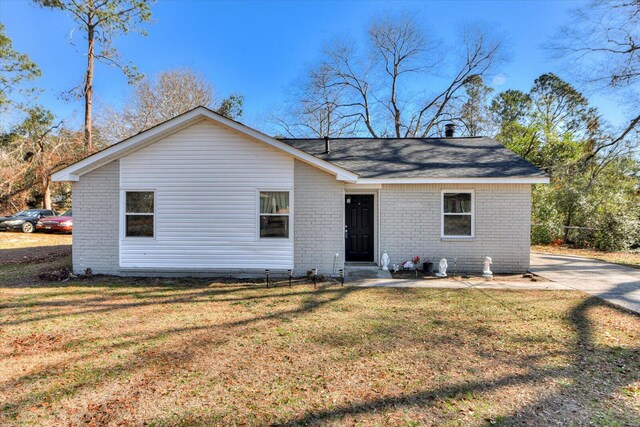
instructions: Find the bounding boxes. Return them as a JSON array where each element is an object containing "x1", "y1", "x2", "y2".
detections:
[{"x1": 10, "y1": 333, "x2": 62, "y2": 355}]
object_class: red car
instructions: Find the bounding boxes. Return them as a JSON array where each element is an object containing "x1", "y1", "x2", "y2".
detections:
[{"x1": 36, "y1": 209, "x2": 73, "y2": 233}]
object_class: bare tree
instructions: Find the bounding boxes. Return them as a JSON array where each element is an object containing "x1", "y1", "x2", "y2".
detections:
[
  {"x1": 552, "y1": 0, "x2": 640, "y2": 156},
  {"x1": 277, "y1": 14, "x2": 504, "y2": 139},
  {"x1": 100, "y1": 68, "x2": 243, "y2": 143},
  {"x1": 272, "y1": 62, "x2": 361, "y2": 138},
  {"x1": 368, "y1": 13, "x2": 436, "y2": 137},
  {"x1": 408, "y1": 25, "x2": 504, "y2": 137},
  {"x1": 34, "y1": 0, "x2": 154, "y2": 153},
  {"x1": 324, "y1": 39, "x2": 380, "y2": 137}
]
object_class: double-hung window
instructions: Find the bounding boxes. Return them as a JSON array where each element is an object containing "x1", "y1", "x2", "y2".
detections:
[
  {"x1": 124, "y1": 191, "x2": 155, "y2": 237},
  {"x1": 442, "y1": 191, "x2": 474, "y2": 238},
  {"x1": 259, "y1": 191, "x2": 290, "y2": 238}
]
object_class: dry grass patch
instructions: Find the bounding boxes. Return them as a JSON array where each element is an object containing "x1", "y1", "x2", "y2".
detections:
[
  {"x1": 0, "y1": 256, "x2": 639, "y2": 426},
  {"x1": 0, "y1": 233, "x2": 71, "y2": 266},
  {"x1": 533, "y1": 244, "x2": 640, "y2": 269}
]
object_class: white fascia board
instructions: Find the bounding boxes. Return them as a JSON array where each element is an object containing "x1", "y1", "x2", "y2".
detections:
[
  {"x1": 52, "y1": 107, "x2": 359, "y2": 183},
  {"x1": 345, "y1": 183, "x2": 382, "y2": 190},
  {"x1": 355, "y1": 177, "x2": 550, "y2": 184}
]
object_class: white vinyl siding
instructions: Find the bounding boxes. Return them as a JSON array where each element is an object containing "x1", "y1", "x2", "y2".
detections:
[{"x1": 119, "y1": 119, "x2": 294, "y2": 270}]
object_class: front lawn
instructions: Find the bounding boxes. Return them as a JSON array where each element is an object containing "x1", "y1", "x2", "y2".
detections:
[
  {"x1": 1, "y1": 237, "x2": 639, "y2": 425},
  {"x1": 0, "y1": 232, "x2": 71, "y2": 266}
]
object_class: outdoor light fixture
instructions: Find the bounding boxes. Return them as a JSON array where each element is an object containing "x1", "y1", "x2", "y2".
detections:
[
  {"x1": 265, "y1": 269, "x2": 270, "y2": 287},
  {"x1": 339, "y1": 268, "x2": 344, "y2": 286},
  {"x1": 288, "y1": 269, "x2": 292, "y2": 287},
  {"x1": 312, "y1": 268, "x2": 318, "y2": 288}
]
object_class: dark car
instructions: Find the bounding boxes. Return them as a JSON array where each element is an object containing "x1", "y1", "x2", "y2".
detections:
[
  {"x1": 36, "y1": 209, "x2": 72, "y2": 233},
  {"x1": 0, "y1": 209, "x2": 57, "y2": 233}
]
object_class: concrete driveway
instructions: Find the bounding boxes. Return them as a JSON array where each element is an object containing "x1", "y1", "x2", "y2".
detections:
[{"x1": 530, "y1": 252, "x2": 640, "y2": 314}]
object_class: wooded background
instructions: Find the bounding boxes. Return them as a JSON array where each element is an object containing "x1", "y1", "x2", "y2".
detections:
[{"x1": 1, "y1": 0, "x2": 638, "y2": 251}]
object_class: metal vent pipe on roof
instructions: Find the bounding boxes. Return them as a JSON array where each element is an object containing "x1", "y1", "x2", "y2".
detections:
[
  {"x1": 445, "y1": 124, "x2": 455, "y2": 137},
  {"x1": 324, "y1": 136, "x2": 330, "y2": 154}
]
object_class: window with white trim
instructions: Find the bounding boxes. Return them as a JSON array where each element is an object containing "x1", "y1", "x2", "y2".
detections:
[
  {"x1": 125, "y1": 191, "x2": 154, "y2": 237},
  {"x1": 259, "y1": 191, "x2": 290, "y2": 238},
  {"x1": 442, "y1": 191, "x2": 474, "y2": 237}
]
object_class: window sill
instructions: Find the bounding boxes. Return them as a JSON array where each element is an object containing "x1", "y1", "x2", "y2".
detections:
[
  {"x1": 121, "y1": 237, "x2": 156, "y2": 241},
  {"x1": 441, "y1": 237, "x2": 475, "y2": 242}
]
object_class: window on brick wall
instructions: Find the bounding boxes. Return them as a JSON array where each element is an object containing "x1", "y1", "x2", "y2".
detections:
[
  {"x1": 441, "y1": 191, "x2": 474, "y2": 238},
  {"x1": 125, "y1": 191, "x2": 154, "y2": 237},
  {"x1": 259, "y1": 191, "x2": 290, "y2": 238}
]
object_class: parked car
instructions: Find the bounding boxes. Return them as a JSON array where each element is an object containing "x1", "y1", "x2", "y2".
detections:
[
  {"x1": 36, "y1": 209, "x2": 73, "y2": 233},
  {"x1": 0, "y1": 209, "x2": 57, "y2": 233}
]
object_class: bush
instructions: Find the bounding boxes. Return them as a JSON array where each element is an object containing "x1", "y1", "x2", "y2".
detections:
[
  {"x1": 531, "y1": 223, "x2": 559, "y2": 245},
  {"x1": 591, "y1": 214, "x2": 638, "y2": 252}
]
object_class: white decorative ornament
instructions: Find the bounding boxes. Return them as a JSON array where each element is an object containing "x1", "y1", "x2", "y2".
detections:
[
  {"x1": 436, "y1": 258, "x2": 448, "y2": 277},
  {"x1": 482, "y1": 256, "x2": 493, "y2": 278},
  {"x1": 381, "y1": 251, "x2": 390, "y2": 271},
  {"x1": 392, "y1": 264, "x2": 400, "y2": 273},
  {"x1": 403, "y1": 261, "x2": 415, "y2": 270}
]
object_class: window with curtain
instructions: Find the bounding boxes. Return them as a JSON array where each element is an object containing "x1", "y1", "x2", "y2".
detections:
[
  {"x1": 125, "y1": 191, "x2": 154, "y2": 237},
  {"x1": 259, "y1": 191, "x2": 290, "y2": 238},
  {"x1": 442, "y1": 192, "x2": 473, "y2": 237}
]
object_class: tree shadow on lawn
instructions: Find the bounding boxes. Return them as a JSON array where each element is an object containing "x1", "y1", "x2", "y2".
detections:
[
  {"x1": 0, "y1": 279, "x2": 350, "y2": 327},
  {"x1": 2, "y1": 280, "x2": 639, "y2": 425},
  {"x1": 264, "y1": 289, "x2": 640, "y2": 426},
  {"x1": 0, "y1": 284, "x2": 361, "y2": 421}
]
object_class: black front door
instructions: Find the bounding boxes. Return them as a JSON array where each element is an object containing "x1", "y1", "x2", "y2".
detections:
[{"x1": 345, "y1": 195, "x2": 374, "y2": 262}]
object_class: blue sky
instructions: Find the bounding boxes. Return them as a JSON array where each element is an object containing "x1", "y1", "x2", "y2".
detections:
[{"x1": 1, "y1": 0, "x2": 622, "y2": 132}]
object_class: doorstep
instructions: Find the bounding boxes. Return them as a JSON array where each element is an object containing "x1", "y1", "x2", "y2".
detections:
[{"x1": 345, "y1": 262, "x2": 392, "y2": 281}]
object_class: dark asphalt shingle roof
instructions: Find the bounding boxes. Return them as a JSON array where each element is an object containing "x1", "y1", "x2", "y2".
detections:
[{"x1": 279, "y1": 137, "x2": 547, "y2": 179}]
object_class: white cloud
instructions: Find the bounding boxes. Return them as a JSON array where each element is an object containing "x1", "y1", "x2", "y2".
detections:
[{"x1": 492, "y1": 74, "x2": 507, "y2": 86}]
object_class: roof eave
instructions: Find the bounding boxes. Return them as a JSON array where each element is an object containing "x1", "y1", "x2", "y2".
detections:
[{"x1": 354, "y1": 176, "x2": 550, "y2": 184}]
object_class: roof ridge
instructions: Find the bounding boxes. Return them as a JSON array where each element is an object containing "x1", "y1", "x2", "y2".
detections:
[{"x1": 278, "y1": 136, "x2": 487, "y2": 141}]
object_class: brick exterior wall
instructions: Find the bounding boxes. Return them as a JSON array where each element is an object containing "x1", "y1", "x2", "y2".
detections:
[
  {"x1": 72, "y1": 160, "x2": 120, "y2": 275},
  {"x1": 379, "y1": 183, "x2": 532, "y2": 273},
  {"x1": 293, "y1": 160, "x2": 345, "y2": 276},
  {"x1": 70, "y1": 159, "x2": 530, "y2": 276}
]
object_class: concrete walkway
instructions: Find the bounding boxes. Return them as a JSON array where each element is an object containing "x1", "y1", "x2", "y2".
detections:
[
  {"x1": 352, "y1": 276, "x2": 571, "y2": 290},
  {"x1": 530, "y1": 252, "x2": 640, "y2": 314},
  {"x1": 349, "y1": 253, "x2": 640, "y2": 315}
]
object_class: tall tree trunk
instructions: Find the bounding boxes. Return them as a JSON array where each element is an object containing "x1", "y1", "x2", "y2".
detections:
[
  {"x1": 84, "y1": 21, "x2": 95, "y2": 154},
  {"x1": 42, "y1": 181, "x2": 51, "y2": 210},
  {"x1": 563, "y1": 208, "x2": 573, "y2": 243},
  {"x1": 391, "y1": 64, "x2": 401, "y2": 138},
  {"x1": 41, "y1": 172, "x2": 51, "y2": 210}
]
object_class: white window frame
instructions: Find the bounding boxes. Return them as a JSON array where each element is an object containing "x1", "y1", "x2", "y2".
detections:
[
  {"x1": 441, "y1": 189, "x2": 475, "y2": 239},
  {"x1": 120, "y1": 189, "x2": 156, "y2": 240},
  {"x1": 257, "y1": 189, "x2": 293, "y2": 240}
]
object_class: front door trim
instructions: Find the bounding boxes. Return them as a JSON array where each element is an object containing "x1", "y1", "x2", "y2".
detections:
[{"x1": 345, "y1": 194, "x2": 375, "y2": 262}]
